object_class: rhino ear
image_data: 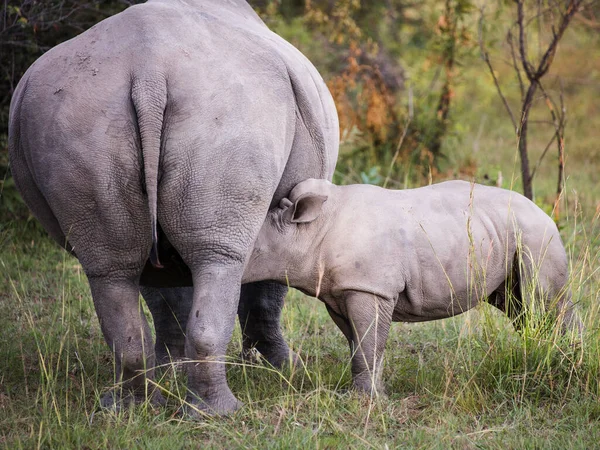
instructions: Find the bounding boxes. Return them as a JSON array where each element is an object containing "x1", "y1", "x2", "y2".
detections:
[{"x1": 290, "y1": 193, "x2": 328, "y2": 223}]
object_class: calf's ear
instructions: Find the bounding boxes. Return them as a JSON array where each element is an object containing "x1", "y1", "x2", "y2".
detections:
[{"x1": 290, "y1": 193, "x2": 328, "y2": 223}]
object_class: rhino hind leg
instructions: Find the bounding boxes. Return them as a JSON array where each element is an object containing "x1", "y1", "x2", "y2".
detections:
[
  {"x1": 487, "y1": 272, "x2": 525, "y2": 332},
  {"x1": 488, "y1": 247, "x2": 583, "y2": 335},
  {"x1": 89, "y1": 277, "x2": 165, "y2": 410},
  {"x1": 140, "y1": 283, "x2": 298, "y2": 369},
  {"x1": 238, "y1": 281, "x2": 297, "y2": 368}
]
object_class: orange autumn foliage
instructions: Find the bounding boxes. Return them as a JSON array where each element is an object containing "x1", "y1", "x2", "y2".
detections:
[{"x1": 327, "y1": 43, "x2": 397, "y2": 145}]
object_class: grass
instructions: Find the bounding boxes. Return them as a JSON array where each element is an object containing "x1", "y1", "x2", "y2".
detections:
[{"x1": 1, "y1": 203, "x2": 600, "y2": 448}]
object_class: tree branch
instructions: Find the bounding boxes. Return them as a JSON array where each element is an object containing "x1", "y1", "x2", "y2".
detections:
[
  {"x1": 516, "y1": 0, "x2": 535, "y2": 80},
  {"x1": 530, "y1": 133, "x2": 557, "y2": 179},
  {"x1": 479, "y1": 6, "x2": 517, "y2": 132},
  {"x1": 535, "y1": 0, "x2": 584, "y2": 79},
  {"x1": 507, "y1": 29, "x2": 525, "y2": 101}
]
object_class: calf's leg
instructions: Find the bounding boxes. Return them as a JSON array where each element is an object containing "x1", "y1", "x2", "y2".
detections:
[
  {"x1": 326, "y1": 304, "x2": 353, "y2": 350},
  {"x1": 342, "y1": 293, "x2": 394, "y2": 396},
  {"x1": 489, "y1": 241, "x2": 583, "y2": 335}
]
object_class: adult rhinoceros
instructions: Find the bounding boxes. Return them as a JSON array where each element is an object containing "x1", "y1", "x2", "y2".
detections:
[{"x1": 8, "y1": 0, "x2": 339, "y2": 416}]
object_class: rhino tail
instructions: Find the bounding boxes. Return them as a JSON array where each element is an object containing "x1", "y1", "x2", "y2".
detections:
[{"x1": 131, "y1": 74, "x2": 167, "y2": 269}]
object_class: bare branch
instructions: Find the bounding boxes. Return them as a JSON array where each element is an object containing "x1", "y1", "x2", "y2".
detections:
[
  {"x1": 517, "y1": 82, "x2": 537, "y2": 199},
  {"x1": 523, "y1": 4, "x2": 558, "y2": 28},
  {"x1": 516, "y1": 0, "x2": 535, "y2": 80},
  {"x1": 506, "y1": 0, "x2": 583, "y2": 199},
  {"x1": 538, "y1": 80, "x2": 567, "y2": 219},
  {"x1": 538, "y1": 82, "x2": 567, "y2": 145},
  {"x1": 507, "y1": 29, "x2": 525, "y2": 101},
  {"x1": 537, "y1": 0, "x2": 542, "y2": 61},
  {"x1": 479, "y1": 6, "x2": 517, "y2": 132},
  {"x1": 531, "y1": 133, "x2": 557, "y2": 179},
  {"x1": 538, "y1": 3, "x2": 583, "y2": 78},
  {"x1": 575, "y1": 11, "x2": 600, "y2": 28}
]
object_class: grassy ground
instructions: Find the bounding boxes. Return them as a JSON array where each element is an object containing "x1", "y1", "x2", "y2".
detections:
[
  {"x1": 2, "y1": 8, "x2": 600, "y2": 450},
  {"x1": 1, "y1": 215, "x2": 600, "y2": 448}
]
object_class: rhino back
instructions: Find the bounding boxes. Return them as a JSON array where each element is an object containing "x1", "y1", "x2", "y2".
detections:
[
  {"x1": 319, "y1": 182, "x2": 559, "y2": 318},
  {"x1": 398, "y1": 181, "x2": 562, "y2": 319},
  {"x1": 10, "y1": 0, "x2": 339, "y2": 244}
]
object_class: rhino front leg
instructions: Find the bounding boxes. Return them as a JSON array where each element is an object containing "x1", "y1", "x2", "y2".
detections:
[
  {"x1": 326, "y1": 304, "x2": 353, "y2": 349},
  {"x1": 238, "y1": 281, "x2": 297, "y2": 367},
  {"x1": 343, "y1": 292, "x2": 394, "y2": 396},
  {"x1": 141, "y1": 283, "x2": 296, "y2": 369},
  {"x1": 89, "y1": 277, "x2": 164, "y2": 409},
  {"x1": 140, "y1": 286, "x2": 192, "y2": 365}
]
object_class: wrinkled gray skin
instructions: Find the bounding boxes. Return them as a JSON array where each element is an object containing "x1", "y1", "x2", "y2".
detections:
[
  {"x1": 8, "y1": 0, "x2": 339, "y2": 415},
  {"x1": 244, "y1": 179, "x2": 582, "y2": 395}
]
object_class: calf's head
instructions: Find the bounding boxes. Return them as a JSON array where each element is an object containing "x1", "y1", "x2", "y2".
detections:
[{"x1": 244, "y1": 179, "x2": 332, "y2": 284}]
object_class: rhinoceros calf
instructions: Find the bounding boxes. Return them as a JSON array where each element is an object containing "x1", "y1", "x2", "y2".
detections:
[{"x1": 244, "y1": 179, "x2": 582, "y2": 394}]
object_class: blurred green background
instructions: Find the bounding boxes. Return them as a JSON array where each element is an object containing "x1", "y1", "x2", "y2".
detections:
[{"x1": 2, "y1": 0, "x2": 599, "y2": 221}]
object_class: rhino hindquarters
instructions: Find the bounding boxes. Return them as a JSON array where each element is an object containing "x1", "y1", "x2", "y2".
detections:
[{"x1": 487, "y1": 232, "x2": 582, "y2": 335}]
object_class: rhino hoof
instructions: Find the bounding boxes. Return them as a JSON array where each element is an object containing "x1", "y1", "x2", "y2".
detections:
[
  {"x1": 351, "y1": 379, "x2": 388, "y2": 399},
  {"x1": 181, "y1": 394, "x2": 243, "y2": 420},
  {"x1": 265, "y1": 349, "x2": 301, "y2": 370}
]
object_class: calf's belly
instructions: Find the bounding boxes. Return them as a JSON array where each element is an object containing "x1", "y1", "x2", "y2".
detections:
[
  {"x1": 392, "y1": 294, "x2": 477, "y2": 322},
  {"x1": 392, "y1": 273, "x2": 507, "y2": 322}
]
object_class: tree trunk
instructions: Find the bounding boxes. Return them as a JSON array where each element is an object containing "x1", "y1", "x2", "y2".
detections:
[
  {"x1": 554, "y1": 134, "x2": 565, "y2": 220},
  {"x1": 518, "y1": 83, "x2": 538, "y2": 200}
]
